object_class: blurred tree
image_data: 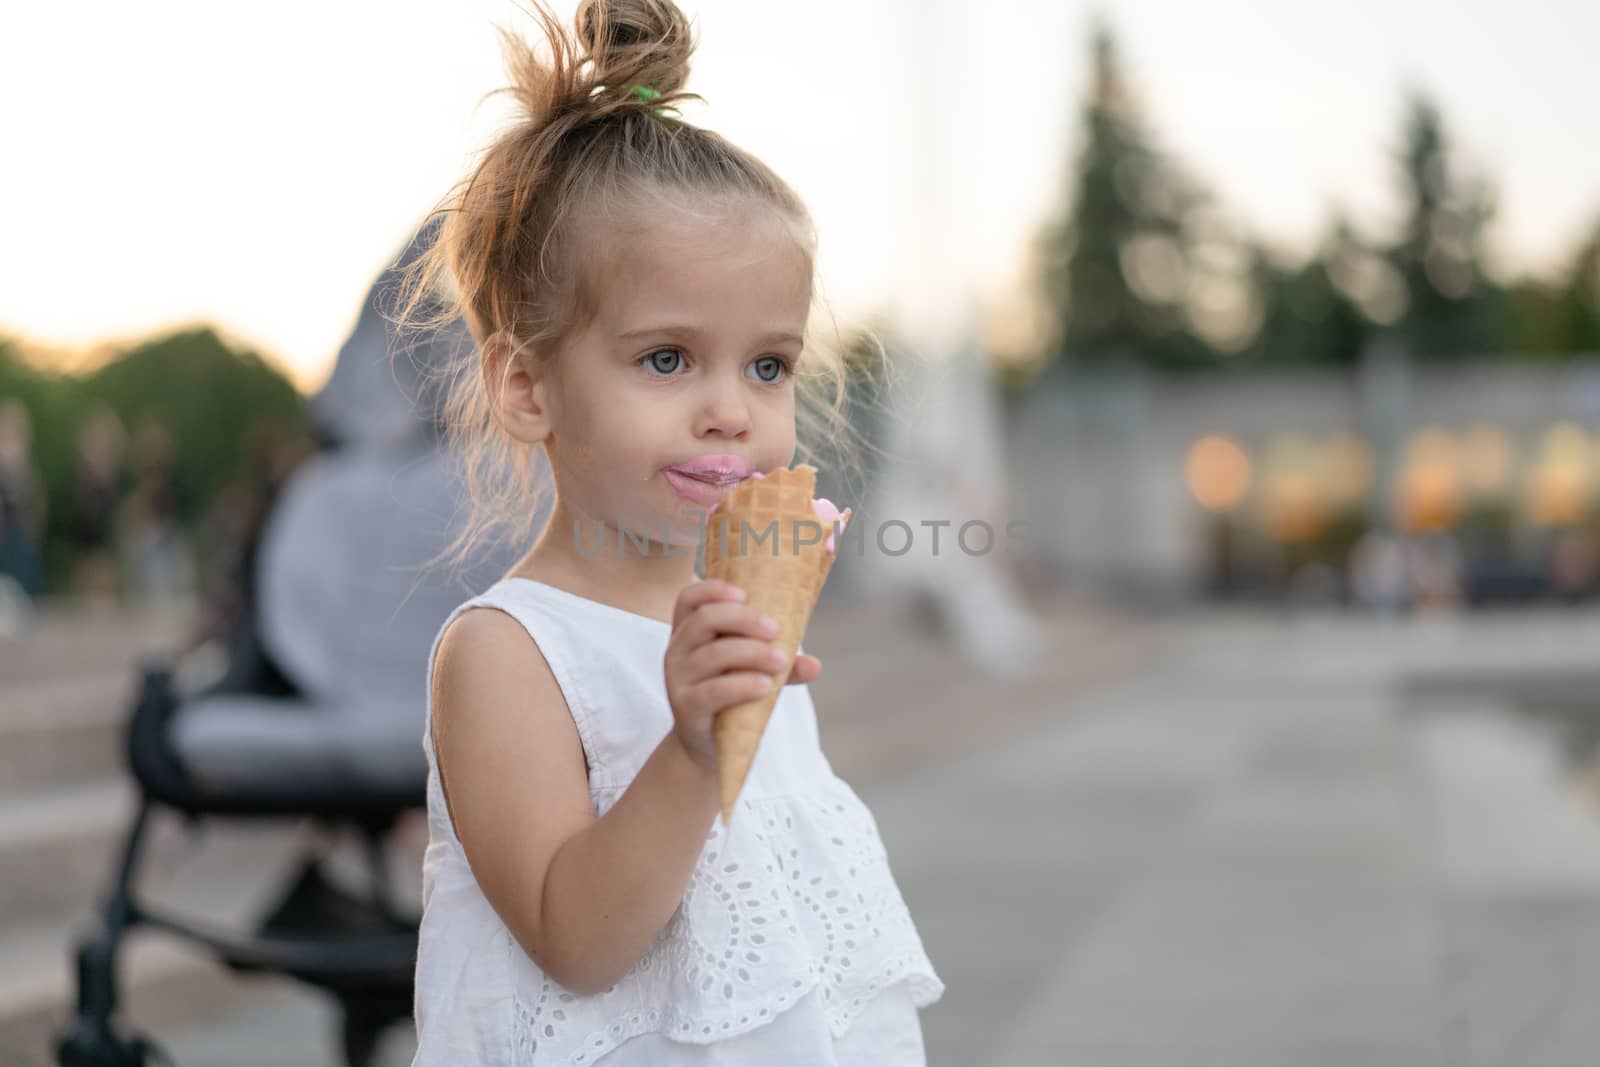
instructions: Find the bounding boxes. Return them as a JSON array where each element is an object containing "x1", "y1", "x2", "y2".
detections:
[
  {"x1": 1508, "y1": 275, "x2": 1571, "y2": 358},
  {"x1": 1037, "y1": 23, "x2": 1215, "y2": 374},
  {"x1": 81, "y1": 326, "x2": 307, "y2": 523},
  {"x1": 1561, "y1": 217, "x2": 1600, "y2": 354},
  {"x1": 1508, "y1": 215, "x2": 1600, "y2": 358},
  {"x1": 1386, "y1": 91, "x2": 1508, "y2": 359},
  {"x1": 2, "y1": 326, "x2": 307, "y2": 593},
  {"x1": 1244, "y1": 218, "x2": 1376, "y2": 367}
]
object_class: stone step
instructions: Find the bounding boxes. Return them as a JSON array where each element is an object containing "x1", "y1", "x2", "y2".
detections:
[
  {"x1": 0, "y1": 780, "x2": 137, "y2": 931},
  {"x1": 0, "y1": 797, "x2": 422, "y2": 1064},
  {"x1": 0, "y1": 920, "x2": 282, "y2": 1067},
  {"x1": 0, "y1": 600, "x2": 193, "y2": 689},
  {"x1": 0, "y1": 674, "x2": 134, "y2": 794},
  {"x1": 0, "y1": 777, "x2": 324, "y2": 950},
  {"x1": 0, "y1": 813, "x2": 304, "y2": 1057},
  {"x1": 152, "y1": 979, "x2": 418, "y2": 1067}
]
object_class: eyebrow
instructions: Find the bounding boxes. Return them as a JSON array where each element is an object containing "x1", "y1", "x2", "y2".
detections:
[{"x1": 618, "y1": 323, "x2": 804, "y2": 347}]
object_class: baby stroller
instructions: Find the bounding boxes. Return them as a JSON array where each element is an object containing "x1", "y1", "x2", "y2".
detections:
[{"x1": 54, "y1": 222, "x2": 528, "y2": 1066}]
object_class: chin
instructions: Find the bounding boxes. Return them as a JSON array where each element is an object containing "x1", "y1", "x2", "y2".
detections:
[
  {"x1": 661, "y1": 523, "x2": 712, "y2": 555},
  {"x1": 608, "y1": 509, "x2": 708, "y2": 557}
]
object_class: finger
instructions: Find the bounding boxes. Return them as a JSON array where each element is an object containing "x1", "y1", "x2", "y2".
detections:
[
  {"x1": 665, "y1": 603, "x2": 774, "y2": 683},
  {"x1": 687, "y1": 671, "x2": 777, "y2": 715},
  {"x1": 784, "y1": 653, "x2": 821, "y2": 685},
  {"x1": 672, "y1": 579, "x2": 745, "y2": 629},
  {"x1": 683, "y1": 637, "x2": 788, "y2": 684},
  {"x1": 682, "y1": 600, "x2": 778, "y2": 650}
]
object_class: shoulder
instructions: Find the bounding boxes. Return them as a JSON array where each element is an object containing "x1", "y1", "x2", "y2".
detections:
[
  {"x1": 429, "y1": 603, "x2": 581, "y2": 765},
  {"x1": 429, "y1": 601, "x2": 592, "y2": 822},
  {"x1": 431, "y1": 603, "x2": 560, "y2": 711}
]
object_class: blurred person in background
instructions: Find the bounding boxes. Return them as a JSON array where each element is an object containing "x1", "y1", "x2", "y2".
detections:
[
  {"x1": 1347, "y1": 527, "x2": 1412, "y2": 616},
  {"x1": 0, "y1": 398, "x2": 46, "y2": 624},
  {"x1": 187, "y1": 419, "x2": 315, "y2": 659},
  {"x1": 1406, "y1": 531, "x2": 1466, "y2": 614},
  {"x1": 1549, "y1": 526, "x2": 1600, "y2": 602},
  {"x1": 868, "y1": 329, "x2": 1044, "y2": 679},
  {"x1": 68, "y1": 402, "x2": 126, "y2": 608},
  {"x1": 119, "y1": 417, "x2": 198, "y2": 605}
]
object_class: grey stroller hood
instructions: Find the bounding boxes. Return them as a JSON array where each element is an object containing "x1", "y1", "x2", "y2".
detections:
[
  {"x1": 172, "y1": 219, "x2": 539, "y2": 795},
  {"x1": 310, "y1": 215, "x2": 469, "y2": 454}
]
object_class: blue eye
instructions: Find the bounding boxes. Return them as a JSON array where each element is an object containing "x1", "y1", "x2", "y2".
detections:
[
  {"x1": 751, "y1": 356, "x2": 791, "y2": 383},
  {"x1": 641, "y1": 348, "x2": 683, "y2": 375}
]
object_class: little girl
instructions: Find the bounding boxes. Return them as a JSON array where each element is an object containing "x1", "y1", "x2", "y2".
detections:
[{"x1": 400, "y1": 2, "x2": 944, "y2": 1063}]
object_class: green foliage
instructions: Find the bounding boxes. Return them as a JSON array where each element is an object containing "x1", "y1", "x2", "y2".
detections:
[
  {"x1": 1384, "y1": 91, "x2": 1508, "y2": 359},
  {"x1": 1506, "y1": 218, "x2": 1600, "y2": 359},
  {"x1": 1243, "y1": 221, "x2": 1374, "y2": 368},
  {"x1": 1027, "y1": 26, "x2": 1600, "y2": 376},
  {"x1": 80, "y1": 326, "x2": 307, "y2": 517},
  {"x1": 1, "y1": 326, "x2": 308, "y2": 594},
  {"x1": 1038, "y1": 24, "x2": 1214, "y2": 373},
  {"x1": 1571, "y1": 225, "x2": 1600, "y2": 353},
  {"x1": 1509, "y1": 278, "x2": 1575, "y2": 358}
]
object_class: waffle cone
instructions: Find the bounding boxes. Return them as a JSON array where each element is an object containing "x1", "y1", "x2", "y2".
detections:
[{"x1": 703, "y1": 464, "x2": 850, "y2": 825}]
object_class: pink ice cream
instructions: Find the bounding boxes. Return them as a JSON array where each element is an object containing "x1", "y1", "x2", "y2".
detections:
[{"x1": 811, "y1": 496, "x2": 848, "y2": 553}]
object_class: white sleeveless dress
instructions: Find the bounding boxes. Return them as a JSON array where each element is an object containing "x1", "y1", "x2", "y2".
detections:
[{"x1": 412, "y1": 577, "x2": 945, "y2": 1066}]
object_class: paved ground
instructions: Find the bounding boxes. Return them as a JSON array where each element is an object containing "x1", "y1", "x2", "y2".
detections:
[
  {"x1": 9, "y1": 596, "x2": 1600, "y2": 1065},
  {"x1": 889, "y1": 608, "x2": 1600, "y2": 1067}
]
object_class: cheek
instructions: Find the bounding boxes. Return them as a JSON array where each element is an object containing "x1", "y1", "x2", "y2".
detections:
[
  {"x1": 768, "y1": 390, "x2": 798, "y2": 439},
  {"x1": 570, "y1": 397, "x2": 664, "y2": 470}
]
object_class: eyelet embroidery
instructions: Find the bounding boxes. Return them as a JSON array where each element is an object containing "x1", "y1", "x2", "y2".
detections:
[{"x1": 506, "y1": 781, "x2": 943, "y2": 1064}]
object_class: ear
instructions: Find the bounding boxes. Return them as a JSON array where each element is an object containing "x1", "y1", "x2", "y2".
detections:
[{"x1": 486, "y1": 338, "x2": 552, "y2": 446}]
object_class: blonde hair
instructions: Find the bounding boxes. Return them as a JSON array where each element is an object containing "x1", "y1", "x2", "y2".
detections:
[{"x1": 393, "y1": 0, "x2": 884, "y2": 577}]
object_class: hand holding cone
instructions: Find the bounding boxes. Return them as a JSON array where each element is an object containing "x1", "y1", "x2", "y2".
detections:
[{"x1": 703, "y1": 464, "x2": 850, "y2": 825}]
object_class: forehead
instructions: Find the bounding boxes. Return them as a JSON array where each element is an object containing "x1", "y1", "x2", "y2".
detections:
[{"x1": 585, "y1": 205, "x2": 813, "y2": 333}]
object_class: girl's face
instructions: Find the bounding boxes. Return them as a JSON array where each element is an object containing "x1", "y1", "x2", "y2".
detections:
[{"x1": 533, "y1": 207, "x2": 811, "y2": 551}]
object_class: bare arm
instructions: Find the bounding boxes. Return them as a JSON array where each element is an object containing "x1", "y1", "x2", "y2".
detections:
[
  {"x1": 537, "y1": 731, "x2": 720, "y2": 992},
  {"x1": 431, "y1": 582, "x2": 814, "y2": 995}
]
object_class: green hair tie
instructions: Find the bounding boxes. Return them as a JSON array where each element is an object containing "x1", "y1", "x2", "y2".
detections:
[{"x1": 629, "y1": 84, "x2": 671, "y2": 118}]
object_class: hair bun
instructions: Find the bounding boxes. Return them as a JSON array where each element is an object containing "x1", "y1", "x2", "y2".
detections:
[{"x1": 575, "y1": 0, "x2": 693, "y2": 97}]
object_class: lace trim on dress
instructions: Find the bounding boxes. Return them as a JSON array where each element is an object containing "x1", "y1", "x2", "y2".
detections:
[{"x1": 506, "y1": 779, "x2": 944, "y2": 1064}]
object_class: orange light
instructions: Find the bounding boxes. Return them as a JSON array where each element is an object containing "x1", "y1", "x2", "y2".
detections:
[
  {"x1": 1523, "y1": 423, "x2": 1595, "y2": 527},
  {"x1": 1394, "y1": 426, "x2": 1463, "y2": 532},
  {"x1": 1395, "y1": 462, "x2": 1463, "y2": 532},
  {"x1": 1262, "y1": 471, "x2": 1325, "y2": 544},
  {"x1": 1524, "y1": 461, "x2": 1592, "y2": 527},
  {"x1": 1186, "y1": 435, "x2": 1252, "y2": 513}
]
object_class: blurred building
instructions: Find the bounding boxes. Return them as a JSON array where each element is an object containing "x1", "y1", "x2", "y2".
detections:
[{"x1": 1007, "y1": 359, "x2": 1600, "y2": 603}]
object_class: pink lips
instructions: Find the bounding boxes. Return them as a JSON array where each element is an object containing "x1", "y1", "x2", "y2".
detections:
[
  {"x1": 667, "y1": 454, "x2": 758, "y2": 481},
  {"x1": 663, "y1": 455, "x2": 759, "y2": 510}
]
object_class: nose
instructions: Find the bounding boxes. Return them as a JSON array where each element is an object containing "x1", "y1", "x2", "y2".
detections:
[{"x1": 692, "y1": 370, "x2": 752, "y2": 439}]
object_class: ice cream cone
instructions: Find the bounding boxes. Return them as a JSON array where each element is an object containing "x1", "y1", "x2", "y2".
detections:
[{"x1": 703, "y1": 464, "x2": 850, "y2": 825}]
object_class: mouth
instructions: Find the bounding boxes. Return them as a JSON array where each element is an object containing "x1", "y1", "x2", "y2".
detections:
[
  {"x1": 664, "y1": 454, "x2": 758, "y2": 485},
  {"x1": 669, "y1": 469, "x2": 745, "y2": 487},
  {"x1": 662, "y1": 468, "x2": 749, "y2": 507}
]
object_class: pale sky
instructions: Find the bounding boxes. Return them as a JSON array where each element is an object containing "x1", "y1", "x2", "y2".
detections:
[{"x1": 2, "y1": 1, "x2": 1596, "y2": 390}]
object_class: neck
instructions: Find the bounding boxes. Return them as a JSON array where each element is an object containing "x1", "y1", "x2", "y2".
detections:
[{"x1": 515, "y1": 494, "x2": 702, "y2": 624}]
